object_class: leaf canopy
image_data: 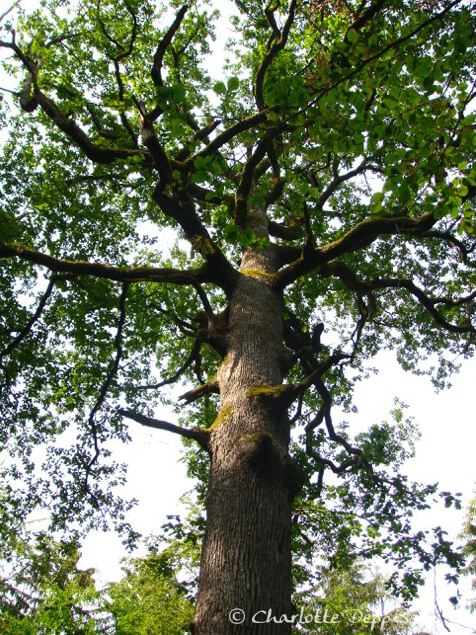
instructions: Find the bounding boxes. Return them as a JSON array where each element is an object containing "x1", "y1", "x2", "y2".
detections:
[{"x1": 0, "y1": 0, "x2": 475, "y2": 599}]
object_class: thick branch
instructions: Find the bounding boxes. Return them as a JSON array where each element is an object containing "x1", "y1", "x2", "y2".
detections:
[
  {"x1": 176, "y1": 119, "x2": 221, "y2": 162},
  {"x1": 34, "y1": 89, "x2": 145, "y2": 163},
  {"x1": 0, "y1": 35, "x2": 144, "y2": 159},
  {"x1": 268, "y1": 219, "x2": 302, "y2": 241},
  {"x1": 188, "y1": 111, "x2": 269, "y2": 164},
  {"x1": 0, "y1": 242, "x2": 218, "y2": 284},
  {"x1": 151, "y1": 192, "x2": 238, "y2": 292},
  {"x1": 235, "y1": 128, "x2": 280, "y2": 227},
  {"x1": 348, "y1": 0, "x2": 386, "y2": 35},
  {"x1": 274, "y1": 213, "x2": 436, "y2": 288},
  {"x1": 118, "y1": 408, "x2": 209, "y2": 450},
  {"x1": 137, "y1": 101, "x2": 173, "y2": 186}
]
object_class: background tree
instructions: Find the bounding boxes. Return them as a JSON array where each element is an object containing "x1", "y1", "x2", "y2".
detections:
[
  {"x1": 293, "y1": 562, "x2": 420, "y2": 634},
  {"x1": 0, "y1": 530, "x2": 105, "y2": 634},
  {"x1": 462, "y1": 493, "x2": 476, "y2": 621},
  {"x1": 1, "y1": 0, "x2": 475, "y2": 632},
  {"x1": 105, "y1": 532, "x2": 197, "y2": 634}
]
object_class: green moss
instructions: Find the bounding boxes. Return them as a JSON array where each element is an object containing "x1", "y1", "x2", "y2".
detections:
[
  {"x1": 247, "y1": 432, "x2": 273, "y2": 445},
  {"x1": 206, "y1": 404, "x2": 232, "y2": 431},
  {"x1": 246, "y1": 385, "x2": 289, "y2": 398},
  {"x1": 240, "y1": 269, "x2": 276, "y2": 279}
]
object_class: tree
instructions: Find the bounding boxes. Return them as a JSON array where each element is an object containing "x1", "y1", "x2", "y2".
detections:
[
  {"x1": 0, "y1": 531, "x2": 105, "y2": 634},
  {"x1": 293, "y1": 562, "x2": 419, "y2": 634},
  {"x1": 0, "y1": 0, "x2": 475, "y2": 631},
  {"x1": 462, "y1": 493, "x2": 476, "y2": 619},
  {"x1": 105, "y1": 534, "x2": 196, "y2": 634}
]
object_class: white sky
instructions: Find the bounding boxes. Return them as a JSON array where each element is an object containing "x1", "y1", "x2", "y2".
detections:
[{"x1": 1, "y1": 1, "x2": 476, "y2": 633}]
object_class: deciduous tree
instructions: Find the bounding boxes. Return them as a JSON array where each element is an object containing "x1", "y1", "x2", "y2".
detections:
[
  {"x1": 0, "y1": 531, "x2": 104, "y2": 634},
  {"x1": 1, "y1": 0, "x2": 475, "y2": 632}
]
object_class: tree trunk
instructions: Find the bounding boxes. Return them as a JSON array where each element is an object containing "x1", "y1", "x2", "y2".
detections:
[{"x1": 191, "y1": 235, "x2": 297, "y2": 633}]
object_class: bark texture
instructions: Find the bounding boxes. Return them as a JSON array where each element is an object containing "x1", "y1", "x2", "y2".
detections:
[{"x1": 192, "y1": 213, "x2": 296, "y2": 633}]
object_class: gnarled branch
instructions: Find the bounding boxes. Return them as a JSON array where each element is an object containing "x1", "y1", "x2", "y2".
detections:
[{"x1": 274, "y1": 213, "x2": 436, "y2": 288}]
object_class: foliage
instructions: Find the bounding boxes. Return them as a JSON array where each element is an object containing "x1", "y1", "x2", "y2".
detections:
[
  {"x1": 462, "y1": 493, "x2": 476, "y2": 616},
  {"x1": 105, "y1": 534, "x2": 196, "y2": 634},
  {"x1": 0, "y1": 0, "x2": 475, "y2": 615},
  {"x1": 0, "y1": 530, "x2": 106, "y2": 634},
  {"x1": 294, "y1": 562, "x2": 420, "y2": 634},
  {"x1": 0, "y1": 512, "x2": 198, "y2": 634}
]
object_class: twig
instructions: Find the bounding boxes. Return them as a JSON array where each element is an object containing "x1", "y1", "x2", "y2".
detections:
[
  {"x1": 0, "y1": 274, "x2": 69, "y2": 365},
  {"x1": 83, "y1": 283, "x2": 129, "y2": 506},
  {"x1": 132, "y1": 339, "x2": 202, "y2": 391},
  {"x1": 0, "y1": 0, "x2": 21, "y2": 24}
]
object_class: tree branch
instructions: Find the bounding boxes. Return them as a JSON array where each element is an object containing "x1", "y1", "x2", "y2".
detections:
[
  {"x1": 0, "y1": 1, "x2": 21, "y2": 23},
  {"x1": 292, "y1": 0, "x2": 465, "y2": 123},
  {"x1": 34, "y1": 88, "x2": 146, "y2": 163},
  {"x1": 235, "y1": 128, "x2": 280, "y2": 227},
  {"x1": 118, "y1": 408, "x2": 209, "y2": 450},
  {"x1": 317, "y1": 157, "x2": 369, "y2": 209},
  {"x1": 305, "y1": 375, "x2": 375, "y2": 480},
  {"x1": 132, "y1": 338, "x2": 202, "y2": 391},
  {"x1": 421, "y1": 230, "x2": 476, "y2": 268},
  {"x1": 179, "y1": 377, "x2": 219, "y2": 404},
  {"x1": 347, "y1": 0, "x2": 386, "y2": 36},
  {"x1": 255, "y1": 0, "x2": 298, "y2": 111},
  {"x1": 151, "y1": 5, "x2": 189, "y2": 88},
  {"x1": 0, "y1": 274, "x2": 68, "y2": 365},
  {"x1": 136, "y1": 100, "x2": 173, "y2": 186},
  {"x1": 187, "y1": 111, "x2": 270, "y2": 164},
  {"x1": 370, "y1": 277, "x2": 476, "y2": 334},
  {"x1": 319, "y1": 260, "x2": 476, "y2": 334},
  {"x1": 84, "y1": 283, "x2": 129, "y2": 507},
  {"x1": 151, "y1": 192, "x2": 238, "y2": 292},
  {"x1": 0, "y1": 242, "x2": 219, "y2": 285},
  {"x1": 274, "y1": 213, "x2": 436, "y2": 289}
]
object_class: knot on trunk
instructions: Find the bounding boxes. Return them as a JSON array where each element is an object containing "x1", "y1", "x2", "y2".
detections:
[
  {"x1": 193, "y1": 309, "x2": 229, "y2": 356},
  {"x1": 246, "y1": 384, "x2": 294, "y2": 412},
  {"x1": 243, "y1": 433, "x2": 305, "y2": 501}
]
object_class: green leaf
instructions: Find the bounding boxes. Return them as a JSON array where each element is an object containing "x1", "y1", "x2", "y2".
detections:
[
  {"x1": 213, "y1": 81, "x2": 227, "y2": 95},
  {"x1": 171, "y1": 83, "x2": 186, "y2": 103},
  {"x1": 347, "y1": 28, "x2": 358, "y2": 44},
  {"x1": 227, "y1": 77, "x2": 239, "y2": 91}
]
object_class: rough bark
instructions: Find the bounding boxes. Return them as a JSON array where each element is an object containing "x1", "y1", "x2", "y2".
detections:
[{"x1": 191, "y1": 211, "x2": 296, "y2": 633}]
